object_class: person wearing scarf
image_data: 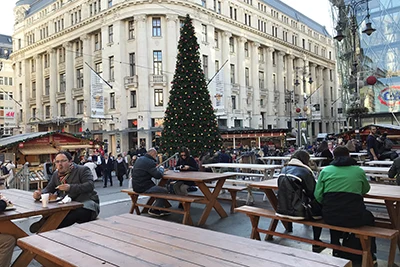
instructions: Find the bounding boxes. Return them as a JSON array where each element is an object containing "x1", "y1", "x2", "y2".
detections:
[
  {"x1": 315, "y1": 146, "x2": 376, "y2": 262},
  {"x1": 276, "y1": 150, "x2": 324, "y2": 253},
  {"x1": 32, "y1": 151, "x2": 100, "y2": 231}
]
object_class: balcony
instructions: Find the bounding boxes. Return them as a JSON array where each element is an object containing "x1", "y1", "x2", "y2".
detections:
[
  {"x1": 56, "y1": 91, "x2": 66, "y2": 101},
  {"x1": 31, "y1": 72, "x2": 36, "y2": 80},
  {"x1": 41, "y1": 95, "x2": 50, "y2": 103},
  {"x1": 44, "y1": 68, "x2": 49, "y2": 76},
  {"x1": 124, "y1": 75, "x2": 138, "y2": 88},
  {"x1": 72, "y1": 87, "x2": 83, "y2": 99},
  {"x1": 29, "y1": 98, "x2": 36, "y2": 106},
  {"x1": 246, "y1": 86, "x2": 253, "y2": 95},
  {"x1": 94, "y1": 50, "x2": 102, "y2": 61},
  {"x1": 231, "y1": 84, "x2": 239, "y2": 94},
  {"x1": 149, "y1": 74, "x2": 167, "y2": 87},
  {"x1": 59, "y1": 62, "x2": 65, "y2": 72},
  {"x1": 76, "y1": 56, "x2": 83, "y2": 66}
]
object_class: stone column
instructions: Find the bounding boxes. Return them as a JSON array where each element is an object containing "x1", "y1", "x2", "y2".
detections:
[
  {"x1": 35, "y1": 55, "x2": 43, "y2": 119},
  {"x1": 251, "y1": 42, "x2": 261, "y2": 128},
  {"x1": 287, "y1": 55, "x2": 294, "y2": 127},
  {"x1": 64, "y1": 42, "x2": 74, "y2": 118},
  {"x1": 49, "y1": 48, "x2": 58, "y2": 117},
  {"x1": 324, "y1": 68, "x2": 331, "y2": 132},
  {"x1": 276, "y1": 51, "x2": 285, "y2": 120},
  {"x1": 238, "y1": 37, "x2": 246, "y2": 113},
  {"x1": 81, "y1": 34, "x2": 92, "y2": 127}
]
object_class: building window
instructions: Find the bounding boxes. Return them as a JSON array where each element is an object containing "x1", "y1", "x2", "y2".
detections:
[
  {"x1": 259, "y1": 71, "x2": 264, "y2": 89},
  {"x1": 258, "y1": 47, "x2": 264, "y2": 62},
  {"x1": 214, "y1": 31, "x2": 219, "y2": 48},
  {"x1": 59, "y1": 47, "x2": 65, "y2": 63},
  {"x1": 45, "y1": 78, "x2": 50, "y2": 95},
  {"x1": 245, "y1": 67, "x2": 250, "y2": 87},
  {"x1": 152, "y1": 17, "x2": 161, "y2": 37},
  {"x1": 229, "y1": 37, "x2": 234, "y2": 53},
  {"x1": 76, "y1": 68, "x2": 84, "y2": 88},
  {"x1": 108, "y1": 0, "x2": 112, "y2": 8},
  {"x1": 32, "y1": 108, "x2": 36, "y2": 118},
  {"x1": 130, "y1": 90, "x2": 137, "y2": 108},
  {"x1": 94, "y1": 33, "x2": 101, "y2": 51},
  {"x1": 44, "y1": 54, "x2": 49, "y2": 68},
  {"x1": 153, "y1": 51, "x2": 162, "y2": 75},
  {"x1": 32, "y1": 82, "x2": 36, "y2": 98},
  {"x1": 129, "y1": 53, "x2": 136, "y2": 76},
  {"x1": 154, "y1": 89, "x2": 163, "y2": 107},
  {"x1": 59, "y1": 73, "x2": 66, "y2": 92},
  {"x1": 231, "y1": 95, "x2": 236, "y2": 109},
  {"x1": 109, "y1": 56, "x2": 114, "y2": 81},
  {"x1": 77, "y1": 100, "x2": 84, "y2": 114},
  {"x1": 272, "y1": 52, "x2": 276, "y2": 65},
  {"x1": 31, "y1": 59, "x2": 36, "y2": 72},
  {"x1": 95, "y1": 62, "x2": 102, "y2": 74},
  {"x1": 108, "y1": 25, "x2": 113, "y2": 43},
  {"x1": 201, "y1": 0, "x2": 206, "y2": 7},
  {"x1": 60, "y1": 103, "x2": 66, "y2": 116},
  {"x1": 230, "y1": 64, "x2": 235, "y2": 83},
  {"x1": 8, "y1": 78, "x2": 12, "y2": 86},
  {"x1": 244, "y1": 42, "x2": 249, "y2": 57},
  {"x1": 45, "y1": 106, "x2": 50, "y2": 119},
  {"x1": 272, "y1": 73, "x2": 276, "y2": 90},
  {"x1": 215, "y1": 60, "x2": 219, "y2": 71},
  {"x1": 128, "y1": 19, "x2": 135, "y2": 39},
  {"x1": 110, "y1": 92, "x2": 115, "y2": 109},
  {"x1": 75, "y1": 40, "x2": 83, "y2": 57},
  {"x1": 202, "y1": 55, "x2": 208, "y2": 80},
  {"x1": 202, "y1": 24, "x2": 207, "y2": 43}
]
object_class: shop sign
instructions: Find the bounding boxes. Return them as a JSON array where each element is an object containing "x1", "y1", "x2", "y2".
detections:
[{"x1": 378, "y1": 86, "x2": 400, "y2": 106}]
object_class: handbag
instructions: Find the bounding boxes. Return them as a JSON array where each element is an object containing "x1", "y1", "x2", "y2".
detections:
[{"x1": 287, "y1": 176, "x2": 319, "y2": 221}]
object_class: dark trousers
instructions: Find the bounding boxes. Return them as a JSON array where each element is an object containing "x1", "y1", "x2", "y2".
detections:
[
  {"x1": 58, "y1": 207, "x2": 95, "y2": 229},
  {"x1": 103, "y1": 170, "x2": 112, "y2": 186},
  {"x1": 330, "y1": 209, "x2": 376, "y2": 254}
]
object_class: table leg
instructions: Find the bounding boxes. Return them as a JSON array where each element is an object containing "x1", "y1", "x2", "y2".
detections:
[
  {"x1": 38, "y1": 210, "x2": 70, "y2": 233},
  {"x1": 385, "y1": 200, "x2": 400, "y2": 252},
  {"x1": 0, "y1": 220, "x2": 28, "y2": 239},
  {"x1": 197, "y1": 179, "x2": 228, "y2": 226}
]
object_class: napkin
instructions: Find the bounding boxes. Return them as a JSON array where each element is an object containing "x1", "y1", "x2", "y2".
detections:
[{"x1": 58, "y1": 195, "x2": 72, "y2": 204}]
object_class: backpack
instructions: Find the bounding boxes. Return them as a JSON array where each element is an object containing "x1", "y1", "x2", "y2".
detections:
[
  {"x1": 1, "y1": 165, "x2": 9, "y2": 175},
  {"x1": 384, "y1": 138, "x2": 394, "y2": 150}
]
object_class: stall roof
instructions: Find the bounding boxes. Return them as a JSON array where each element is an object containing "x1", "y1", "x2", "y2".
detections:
[
  {"x1": 0, "y1": 132, "x2": 50, "y2": 149},
  {"x1": 19, "y1": 146, "x2": 59, "y2": 155},
  {"x1": 59, "y1": 144, "x2": 94, "y2": 150}
]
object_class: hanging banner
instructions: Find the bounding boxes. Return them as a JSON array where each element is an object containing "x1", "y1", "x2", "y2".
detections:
[
  {"x1": 90, "y1": 68, "x2": 104, "y2": 118},
  {"x1": 214, "y1": 71, "x2": 224, "y2": 109}
]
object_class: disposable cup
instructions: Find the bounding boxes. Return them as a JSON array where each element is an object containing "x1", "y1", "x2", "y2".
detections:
[{"x1": 41, "y1": 193, "x2": 49, "y2": 208}]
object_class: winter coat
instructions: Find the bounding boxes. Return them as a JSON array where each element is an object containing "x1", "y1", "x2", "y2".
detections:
[
  {"x1": 131, "y1": 154, "x2": 163, "y2": 193},
  {"x1": 276, "y1": 159, "x2": 316, "y2": 219},
  {"x1": 314, "y1": 156, "x2": 370, "y2": 227}
]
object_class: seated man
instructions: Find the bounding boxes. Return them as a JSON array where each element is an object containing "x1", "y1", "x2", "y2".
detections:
[
  {"x1": 0, "y1": 194, "x2": 16, "y2": 266},
  {"x1": 32, "y1": 151, "x2": 100, "y2": 231},
  {"x1": 314, "y1": 146, "x2": 376, "y2": 262},
  {"x1": 131, "y1": 148, "x2": 168, "y2": 217}
]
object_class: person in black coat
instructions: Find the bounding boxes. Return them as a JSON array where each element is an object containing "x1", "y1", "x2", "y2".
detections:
[
  {"x1": 101, "y1": 153, "x2": 114, "y2": 188},
  {"x1": 0, "y1": 195, "x2": 16, "y2": 266},
  {"x1": 114, "y1": 154, "x2": 127, "y2": 187},
  {"x1": 314, "y1": 141, "x2": 333, "y2": 166}
]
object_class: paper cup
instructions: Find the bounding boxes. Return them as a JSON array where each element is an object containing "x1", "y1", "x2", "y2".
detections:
[{"x1": 41, "y1": 193, "x2": 49, "y2": 208}]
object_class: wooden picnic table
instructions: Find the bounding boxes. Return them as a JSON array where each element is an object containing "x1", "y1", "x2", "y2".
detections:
[
  {"x1": 202, "y1": 163, "x2": 282, "y2": 180},
  {"x1": 0, "y1": 189, "x2": 83, "y2": 266},
  {"x1": 259, "y1": 156, "x2": 328, "y2": 166},
  {"x1": 159, "y1": 171, "x2": 235, "y2": 226},
  {"x1": 16, "y1": 214, "x2": 351, "y2": 267},
  {"x1": 250, "y1": 178, "x2": 400, "y2": 251}
]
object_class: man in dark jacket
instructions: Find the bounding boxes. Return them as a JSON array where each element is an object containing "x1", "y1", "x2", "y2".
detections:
[
  {"x1": 131, "y1": 148, "x2": 168, "y2": 216},
  {"x1": 388, "y1": 156, "x2": 400, "y2": 185},
  {"x1": 0, "y1": 195, "x2": 16, "y2": 266},
  {"x1": 101, "y1": 153, "x2": 114, "y2": 188},
  {"x1": 315, "y1": 146, "x2": 376, "y2": 261}
]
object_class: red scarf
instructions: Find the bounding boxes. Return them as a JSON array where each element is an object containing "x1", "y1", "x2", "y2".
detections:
[{"x1": 58, "y1": 164, "x2": 74, "y2": 184}]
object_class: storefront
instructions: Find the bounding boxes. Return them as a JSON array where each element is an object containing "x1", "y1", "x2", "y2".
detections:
[{"x1": 220, "y1": 129, "x2": 290, "y2": 149}]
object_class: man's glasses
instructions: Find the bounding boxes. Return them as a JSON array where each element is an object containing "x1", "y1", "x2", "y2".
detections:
[
  {"x1": 180, "y1": 154, "x2": 186, "y2": 157},
  {"x1": 55, "y1": 159, "x2": 69, "y2": 164}
]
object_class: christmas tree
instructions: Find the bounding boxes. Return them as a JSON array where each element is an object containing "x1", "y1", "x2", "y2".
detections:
[{"x1": 160, "y1": 14, "x2": 222, "y2": 157}]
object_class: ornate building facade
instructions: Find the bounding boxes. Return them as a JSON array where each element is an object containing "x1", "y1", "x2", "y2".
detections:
[{"x1": 11, "y1": 0, "x2": 339, "y2": 152}]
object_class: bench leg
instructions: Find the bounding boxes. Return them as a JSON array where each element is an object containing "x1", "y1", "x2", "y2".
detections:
[
  {"x1": 388, "y1": 236, "x2": 397, "y2": 267},
  {"x1": 265, "y1": 219, "x2": 279, "y2": 241},
  {"x1": 182, "y1": 202, "x2": 193, "y2": 226},
  {"x1": 246, "y1": 186, "x2": 255, "y2": 205},
  {"x1": 129, "y1": 195, "x2": 140, "y2": 215},
  {"x1": 248, "y1": 215, "x2": 261, "y2": 240},
  {"x1": 228, "y1": 190, "x2": 237, "y2": 214},
  {"x1": 358, "y1": 235, "x2": 373, "y2": 267}
]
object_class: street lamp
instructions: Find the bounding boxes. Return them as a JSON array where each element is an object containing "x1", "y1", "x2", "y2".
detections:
[{"x1": 332, "y1": 0, "x2": 376, "y2": 139}]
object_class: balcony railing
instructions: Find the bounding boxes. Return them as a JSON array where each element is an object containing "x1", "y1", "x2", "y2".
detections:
[
  {"x1": 231, "y1": 84, "x2": 239, "y2": 94},
  {"x1": 56, "y1": 91, "x2": 66, "y2": 101},
  {"x1": 29, "y1": 98, "x2": 36, "y2": 106},
  {"x1": 124, "y1": 75, "x2": 138, "y2": 88},
  {"x1": 41, "y1": 95, "x2": 50, "y2": 102},
  {"x1": 72, "y1": 88, "x2": 83, "y2": 99},
  {"x1": 149, "y1": 74, "x2": 167, "y2": 86}
]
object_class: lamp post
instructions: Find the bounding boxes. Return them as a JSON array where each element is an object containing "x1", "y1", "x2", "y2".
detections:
[{"x1": 333, "y1": 0, "x2": 376, "y2": 140}]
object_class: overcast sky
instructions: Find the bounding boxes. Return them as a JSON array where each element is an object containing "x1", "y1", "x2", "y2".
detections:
[{"x1": 0, "y1": 0, "x2": 333, "y2": 36}]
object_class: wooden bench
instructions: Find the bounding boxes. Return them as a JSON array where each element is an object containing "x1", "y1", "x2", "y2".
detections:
[
  {"x1": 235, "y1": 206, "x2": 398, "y2": 267},
  {"x1": 206, "y1": 183, "x2": 247, "y2": 214},
  {"x1": 121, "y1": 189, "x2": 203, "y2": 225}
]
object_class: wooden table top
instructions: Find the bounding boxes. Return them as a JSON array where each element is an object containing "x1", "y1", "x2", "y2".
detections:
[
  {"x1": 0, "y1": 189, "x2": 83, "y2": 221},
  {"x1": 163, "y1": 171, "x2": 235, "y2": 182},
  {"x1": 202, "y1": 163, "x2": 282, "y2": 170},
  {"x1": 259, "y1": 156, "x2": 327, "y2": 161},
  {"x1": 251, "y1": 178, "x2": 400, "y2": 202},
  {"x1": 17, "y1": 214, "x2": 351, "y2": 267}
]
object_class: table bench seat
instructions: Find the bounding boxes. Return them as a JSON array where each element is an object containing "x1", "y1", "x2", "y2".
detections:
[
  {"x1": 235, "y1": 205, "x2": 398, "y2": 267},
  {"x1": 121, "y1": 189, "x2": 202, "y2": 225}
]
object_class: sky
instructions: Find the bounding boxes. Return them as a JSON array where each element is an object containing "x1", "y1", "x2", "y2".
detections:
[{"x1": 0, "y1": 0, "x2": 333, "y2": 36}]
